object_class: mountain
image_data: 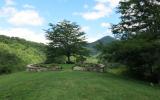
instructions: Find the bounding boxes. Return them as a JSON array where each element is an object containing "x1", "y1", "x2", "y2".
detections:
[
  {"x1": 0, "y1": 35, "x2": 46, "y2": 74},
  {"x1": 87, "y1": 36, "x2": 116, "y2": 55}
]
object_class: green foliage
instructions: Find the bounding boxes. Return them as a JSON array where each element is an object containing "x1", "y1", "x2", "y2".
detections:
[
  {"x1": 0, "y1": 48, "x2": 23, "y2": 74},
  {"x1": 45, "y1": 55, "x2": 66, "y2": 64},
  {"x1": 0, "y1": 70, "x2": 160, "y2": 100},
  {"x1": 0, "y1": 35, "x2": 46, "y2": 74},
  {"x1": 45, "y1": 20, "x2": 89, "y2": 63},
  {"x1": 45, "y1": 46, "x2": 66, "y2": 64},
  {"x1": 75, "y1": 55, "x2": 87, "y2": 64},
  {"x1": 98, "y1": 38, "x2": 160, "y2": 83},
  {"x1": 86, "y1": 56, "x2": 98, "y2": 64},
  {"x1": 112, "y1": 0, "x2": 160, "y2": 39},
  {"x1": 97, "y1": 0, "x2": 160, "y2": 83}
]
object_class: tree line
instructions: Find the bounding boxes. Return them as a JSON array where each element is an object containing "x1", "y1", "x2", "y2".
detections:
[
  {"x1": 97, "y1": 0, "x2": 160, "y2": 83},
  {"x1": 0, "y1": 35, "x2": 46, "y2": 74}
]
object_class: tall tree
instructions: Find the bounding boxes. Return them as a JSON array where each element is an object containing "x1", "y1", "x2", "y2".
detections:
[
  {"x1": 98, "y1": 0, "x2": 160, "y2": 83},
  {"x1": 45, "y1": 20, "x2": 88, "y2": 63},
  {"x1": 112, "y1": 0, "x2": 160, "y2": 39}
]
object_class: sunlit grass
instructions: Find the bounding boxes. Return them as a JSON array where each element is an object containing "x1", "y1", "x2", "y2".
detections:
[{"x1": 0, "y1": 64, "x2": 160, "y2": 100}]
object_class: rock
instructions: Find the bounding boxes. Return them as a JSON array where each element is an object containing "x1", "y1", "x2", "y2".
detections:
[
  {"x1": 26, "y1": 64, "x2": 62, "y2": 72},
  {"x1": 150, "y1": 82, "x2": 154, "y2": 87},
  {"x1": 73, "y1": 63, "x2": 105, "y2": 73},
  {"x1": 98, "y1": 64, "x2": 105, "y2": 68},
  {"x1": 49, "y1": 66, "x2": 62, "y2": 71},
  {"x1": 26, "y1": 65, "x2": 47, "y2": 72},
  {"x1": 73, "y1": 66, "x2": 86, "y2": 71}
]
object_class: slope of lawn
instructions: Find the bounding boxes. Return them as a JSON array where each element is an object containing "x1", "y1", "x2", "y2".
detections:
[{"x1": 0, "y1": 64, "x2": 160, "y2": 100}]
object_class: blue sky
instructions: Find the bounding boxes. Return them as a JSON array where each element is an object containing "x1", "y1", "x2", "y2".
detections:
[{"x1": 0, "y1": 0, "x2": 120, "y2": 43}]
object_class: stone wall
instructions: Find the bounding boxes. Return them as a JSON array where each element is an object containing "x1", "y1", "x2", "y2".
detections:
[
  {"x1": 73, "y1": 64, "x2": 105, "y2": 73},
  {"x1": 26, "y1": 64, "x2": 62, "y2": 72}
]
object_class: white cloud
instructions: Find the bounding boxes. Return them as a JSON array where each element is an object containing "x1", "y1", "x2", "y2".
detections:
[
  {"x1": 103, "y1": 29, "x2": 113, "y2": 36},
  {"x1": 87, "y1": 22, "x2": 113, "y2": 42},
  {"x1": 74, "y1": 0, "x2": 120, "y2": 20},
  {"x1": 0, "y1": 27, "x2": 47, "y2": 43},
  {"x1": 94, "y1": 3, "x2": 106, "y2": 11},
  {"x1": 8, "y1": 10, "x2": 44, "y2": 26},
  {"x1": 75, "y1": 3, "x2": 112, "y2": 20},
  {"x1": 23, "y1": 4, "x2": 35, "y2": 9},
  {"x1": 95, "y1": 0, "x2": 107, "y2": 3},
  {"x1": 0, "y1": 1, "x2": 46, "y2": 43},
  {"x1": 5, "y1": 0, "x2": 15, "y2": 6},
  {"x1": 87, "y1": 37, "x2": 98, "y2": 43},
  {"x1": 0, "y1": 0, "x2": 17, "y2": 17},
  {"x1": 101, "y1": 22, "x2": 111, "y2": 28},
  {"x1": 0, "y1": 6, "x2": 17, "y2": 17},
  {"x1": 0, "y1": 1, "x2": 44, "y2": 26},
  {"x1": 95, "y1": 0, "x2": 120, "y2": 7},
  {"x1": 87, "y1": 29, "x2": 113, "y2": 43},
  {"x1": 80, "y1": 26, "x2": 90, "y2": 32},
  {"x1": 101, "y1": 22, "x2": 113, "y2": 37}
]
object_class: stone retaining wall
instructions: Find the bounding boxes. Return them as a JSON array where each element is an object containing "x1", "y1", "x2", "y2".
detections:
[
  {"x1": 73, "y1": 64, "x2": 105, "y2": 73},
  {"x1": 26, "y1": 64, "x2": 62, "y2": 72}
]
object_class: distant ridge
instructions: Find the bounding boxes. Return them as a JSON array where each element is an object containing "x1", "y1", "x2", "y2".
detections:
[{"x1": 87, "y1": 36, "x2": 116, "y2": 55}]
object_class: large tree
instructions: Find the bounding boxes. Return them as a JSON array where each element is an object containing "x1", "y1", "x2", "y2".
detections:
[
  {"x1": 98, "y1": 0, "x2": 160, "y2": 83},
  {"x1": 112, "y1": 0, "x2": 160, "y2": 39},
  {"x1": 45, "y1": 20, "x2": 88, "y2": 63}
]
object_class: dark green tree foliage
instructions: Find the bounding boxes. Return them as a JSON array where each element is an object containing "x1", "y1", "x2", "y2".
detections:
[
  {"x1": 99, "y1": 0, "x2": 160, "y2": 83},
  {"x1": 100, "y1": 39, "x2": 160, "y2": 82},
  {"x1": 0, "y1": 49, "x2": 23, "y2": 74},
  {"x1": 45, "y1": 20, "x2": 88, "y2": 63},
  {"x1": 113, "y1": 0, "x2": 160, "y2": 39},
  {"x1": 45, "y1": 46, "x2": 66, "y2": 64},
  {"x1": 75, "y1": 55, "x2": 87, "y2": 64}
]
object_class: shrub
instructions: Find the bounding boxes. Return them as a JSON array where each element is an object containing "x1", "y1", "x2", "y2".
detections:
[
  {"x1": 45, "y1": 55, "x2": 66, "y2": 64},
  {"x1": 76, "y1": 55, "x2": 87, "y2": 64},
  {"x1": 98, "y1": 39, "x2": 160, "y2": 83},
  {"x1": 0, "y1": 49, "x2": 24, "y2": 74}
]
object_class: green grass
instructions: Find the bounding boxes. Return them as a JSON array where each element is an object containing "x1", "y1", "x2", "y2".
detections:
[
  {"x1": 86, "y1": 56, "x2": 98, "y2": 63},
  {"x1": 0, "y1": 64, "x2": 160, "y2": 100}
]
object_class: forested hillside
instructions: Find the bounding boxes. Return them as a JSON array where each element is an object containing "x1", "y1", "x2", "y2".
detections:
[
  {"x1": 87, "y1": 36, "x2": 116, "y2": 55},
  {"x1": 0, "y1": 35, "x2": 46, "y2": 74}
]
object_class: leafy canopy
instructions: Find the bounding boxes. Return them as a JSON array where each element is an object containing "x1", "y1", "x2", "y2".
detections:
[
  {"x1": 112, "y1": 0, "x2": 160, "y2": 39},
  {"x1": 45, "y1": 20, "x2": 89, "y2": 63},
  {"x1": 98, "y1": 0, "x2": 160, "y2": 83}
]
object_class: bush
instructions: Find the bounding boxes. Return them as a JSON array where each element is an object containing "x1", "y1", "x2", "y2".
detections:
[
  {"x1": 0, "y1": 49, "x2": 24, "y2": 74},
  {"x1": 76, "y1": 55, "x2": 87, "y2": 64},
  {"x1": 0, "y1": 35, "x2": 46, "y2": 74},
  {"x1": 45, "y1": 55, "x2": 66, "y2": 64},
  {"x1": 98, "y1": 39, "x2": 160, "y2": 83}
]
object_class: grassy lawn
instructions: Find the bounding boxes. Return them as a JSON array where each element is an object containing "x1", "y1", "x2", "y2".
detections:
[
  {"x1": 0, "y1": 64, "x2": 160, "y2": 100},
  {"x1": 86, "y1": 56, "x2": 98, "y2": 63}
]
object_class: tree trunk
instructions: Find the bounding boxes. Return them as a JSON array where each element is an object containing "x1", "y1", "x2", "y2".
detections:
[
  {"x1": 67, "y1": 55, "x2": 71, "y2": 63},
  {"x1": 66, "y1": 48, "x2": 71, "y2": 64}
]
